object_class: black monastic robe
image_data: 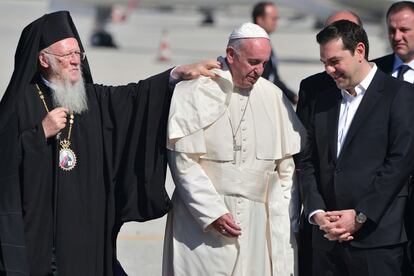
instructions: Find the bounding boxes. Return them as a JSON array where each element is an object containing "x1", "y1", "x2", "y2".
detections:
[{"x1": 16, "y1": 70, "x2": 172, "y2": 275}]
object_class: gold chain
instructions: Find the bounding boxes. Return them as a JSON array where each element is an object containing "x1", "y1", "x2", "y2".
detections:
[
  {"x1": 35, "y1": 83, "x2": 50, "y2": 112},
  {"x1": 35, "y1": 83, "x2": 74, "y2": 141}
]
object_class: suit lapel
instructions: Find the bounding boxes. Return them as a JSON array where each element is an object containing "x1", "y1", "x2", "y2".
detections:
[
  {"x1": 337, "y1": 70, "x2": 384, "y2": 161},
  {"x1": 328, "y1": 92, "x2": 341, "y2": 162},
  {"x1": 316, "y1": 86, "x2": 341, "y2": 162},
  {"x1": 374, "y1": 54, "x2": 394, "y2": 75},
  {"x1": 382, "y1": 54, "x2": 394, "y2": 75}
]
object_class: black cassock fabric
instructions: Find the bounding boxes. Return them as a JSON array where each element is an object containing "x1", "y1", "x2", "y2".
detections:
[
  {"x1": 3, "y1": 72, "x2": 173, "y2": 275},
  {"x1": 0, "y1": 10, "x2": 94, "y2": 276},
  {"x1": 0, "y1": 10, "x2": 172, "y2": 275}
]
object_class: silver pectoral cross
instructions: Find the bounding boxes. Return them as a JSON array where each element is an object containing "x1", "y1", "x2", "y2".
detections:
[{"x1": 233, "y1": 139, "x2": 242, "y2": 164}]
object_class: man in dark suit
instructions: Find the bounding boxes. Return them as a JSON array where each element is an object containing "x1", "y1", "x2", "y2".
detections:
[
  {"x1": 299, "y1": 20, "x2": 414, "y2": 276},
  {"x1": 296, "y1": 11, "x2": 363, "y2": 276},
  {"x1": 297, "y1": 11, "x2": 363, "y2": 126},
  {"x1": 373, "y1": 2, "x2": 414, "y2": 80},
  {"x1": 372, "y1": 3, "x2": 414, "y2": 274},
  {"x1": 252, "y1": 1, "x2": 298, "y2": 104}
]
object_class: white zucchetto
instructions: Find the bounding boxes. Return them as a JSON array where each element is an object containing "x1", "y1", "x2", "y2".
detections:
[{"x1": 229, "y1": 23, "x2": 269, "y2": 40}]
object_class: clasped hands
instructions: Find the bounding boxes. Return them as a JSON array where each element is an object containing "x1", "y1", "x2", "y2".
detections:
[{"x1": 313, "y1": 209, "x2": 363, "y2": 242}]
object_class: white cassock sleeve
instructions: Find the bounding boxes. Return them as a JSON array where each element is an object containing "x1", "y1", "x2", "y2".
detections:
[
  {"x1": 276, "y1": 156, "x2": 300, "y2": 233},
  {"x1": 168, "y1": 150, "x2": 229, "y2": 231}
]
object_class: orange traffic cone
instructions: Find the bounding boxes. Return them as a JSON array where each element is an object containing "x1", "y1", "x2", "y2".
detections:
[{"x1": 158, "y1": 30, "x2": 171, "y2": 62}]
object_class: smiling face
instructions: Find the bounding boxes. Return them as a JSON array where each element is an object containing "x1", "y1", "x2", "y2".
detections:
[
  {"x1": 39, "y1": 37, "x2": 82, "y2": 84},
  {"x1": 226, "y1": 38, "x2": 271, "y2": 89},
  {"x1": 387, "y1": 8, "x2": 414, "y2": 63},
  {"x1": 320, "y1": 37, "x2": 366, "y2": 91}
]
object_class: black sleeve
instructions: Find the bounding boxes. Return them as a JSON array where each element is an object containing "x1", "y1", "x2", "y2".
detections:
[
  {"x1": 296, "y1": 78, "x2": 313, "y2": 126},
  {"x1": 295, "y1": 78, "x2": 319, "y2": 211},
  {"x1": 296, "y1": 95, "x2": 327, "y2": 217},
  {"x1": 0, "y1": 113, "x2": 30, "y2": 275},
  {"x1": 356, "y1": 83, "x2": 414, "y2": 224},
  {"x1": 96, "y1": 69, "x2": 173, "y2": 223}
]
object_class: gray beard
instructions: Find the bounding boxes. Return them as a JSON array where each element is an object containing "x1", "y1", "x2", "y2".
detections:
[{"x1": 49, "y1": 75, "x2": 88, "y2": 114}]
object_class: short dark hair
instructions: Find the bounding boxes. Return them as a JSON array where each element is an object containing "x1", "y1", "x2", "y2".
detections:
[
  {"x1": 252, "y1": 2, "x2": 273, "y2": 23},
  {"x1": 386, "y1": 1, "x2": 414, "y2": 19},
  {"x1": 317, "y1": 20, "x2": 369, "y2": 59}
]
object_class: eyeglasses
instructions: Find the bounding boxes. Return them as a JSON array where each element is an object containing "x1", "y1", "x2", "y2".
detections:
[{"x1": 44, "y1": 51, "x2": 86, "y2": 61}]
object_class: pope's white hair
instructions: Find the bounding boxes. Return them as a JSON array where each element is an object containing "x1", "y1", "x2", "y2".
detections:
[{"x1": 227, "y1": 39, "x2": 245, "y2": 56}]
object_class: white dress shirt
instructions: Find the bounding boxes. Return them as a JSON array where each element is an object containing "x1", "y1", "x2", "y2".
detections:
[
  {"x1": 392, "y1": 54, "x2": 414, "y2": 83},
  {"x1": 309, "y1": 64, "x2": 378, "y2": 223},
  {"x1": 337, "y1": 64, "x2": 377, "y2": 156}
]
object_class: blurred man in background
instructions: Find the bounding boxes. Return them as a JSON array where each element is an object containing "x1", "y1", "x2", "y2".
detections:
[{"x1": 252, "y1": 1, "x2": 298, "y2": 104}]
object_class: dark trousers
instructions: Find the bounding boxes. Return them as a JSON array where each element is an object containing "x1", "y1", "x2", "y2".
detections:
[
  {"x1": 313, "y1": 243, "x2": 404, "y2": 276},
  {"x1": 298, "y1": 215, "x2": 313, "y2": 276},
  {"x1": 403, "y1": 241, "x2": 413, "y2": 276},
  {"x1": 114, "y1": 259, "x2": 128, "y2": 276},
  {"x1": 404, "y1": 177, "x2": 414, "y2": 275}
]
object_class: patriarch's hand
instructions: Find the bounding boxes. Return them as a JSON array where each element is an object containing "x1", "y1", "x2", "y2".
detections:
[
  {"x1": 42, "y1": 107, "x2": 69, "y2": 138},
  {"x1": 172, "y1": 59, "x2": 221, "y2": 80}
]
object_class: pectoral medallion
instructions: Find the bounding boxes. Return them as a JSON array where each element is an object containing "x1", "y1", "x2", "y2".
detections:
[
  {"x1": 35, "y1": 84, "x2": 78, "y2": 172},
  {"x1": 59, "y1": 139, "x2": 77, "y2": 171}
]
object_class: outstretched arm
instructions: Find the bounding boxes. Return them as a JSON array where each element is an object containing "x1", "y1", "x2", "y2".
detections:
[{"x1": 170, "y1": 60, "x2": 221, "y2": 85}]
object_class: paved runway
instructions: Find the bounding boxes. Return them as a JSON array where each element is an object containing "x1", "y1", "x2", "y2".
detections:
[{"x1": 0, "y1": 1, "x2": 388, "y2": 275}]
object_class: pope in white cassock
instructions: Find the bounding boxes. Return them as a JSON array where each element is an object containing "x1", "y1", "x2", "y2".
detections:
[{"x1": 162, "y1": 23, "x2": 305, "y2": 276}]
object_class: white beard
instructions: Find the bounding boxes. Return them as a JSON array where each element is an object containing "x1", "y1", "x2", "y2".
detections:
[
  {"x1": 49, "y1": 76, "x2": 88, "y2": 114},
  {"x1": 47, "y1": 58, "x2": 88, "y2": 114}
]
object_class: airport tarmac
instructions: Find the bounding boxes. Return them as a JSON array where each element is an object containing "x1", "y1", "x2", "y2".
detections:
[{"x1": 0, "y1": 1, "x2": 388, "y2": 275}]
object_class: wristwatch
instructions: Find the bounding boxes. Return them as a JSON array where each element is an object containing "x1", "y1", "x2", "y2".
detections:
[{"x1": 355, "y1": 211, "x2": 367, "y2": 224}]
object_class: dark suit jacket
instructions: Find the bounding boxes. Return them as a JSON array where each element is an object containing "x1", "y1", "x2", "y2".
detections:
[
  {"x1": 374, "y1": 53, "x2": 414, "y2": 274},
  {"x1": 295, "y1": 71, "x2": 336, "y2": 276},
  {"x1": 262, "y1": 48, "x2": 297, "y2": 103},
  {"x1": 297, "y1": 72, "x2": 336, "y2": 134},
  {"x1": 372, "y1": 53, "x2": 394, "y2": 75},
  {"x1": 300, "y1": 69, "x2": 414, "y2": 250}
]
